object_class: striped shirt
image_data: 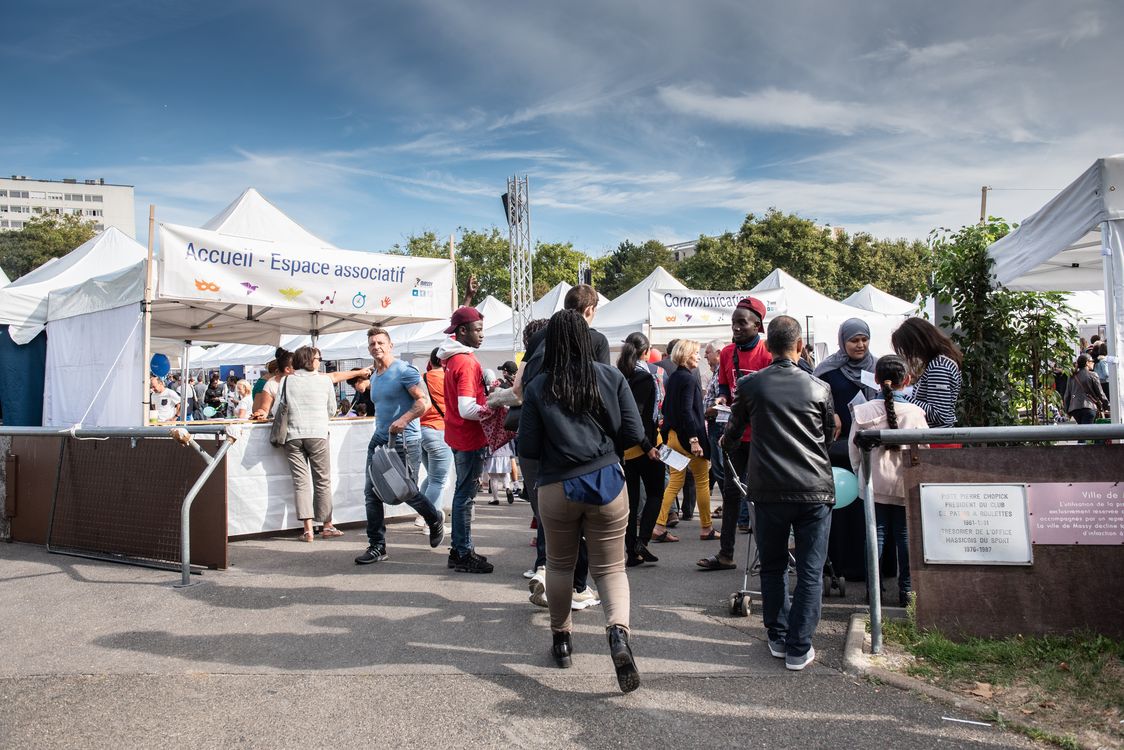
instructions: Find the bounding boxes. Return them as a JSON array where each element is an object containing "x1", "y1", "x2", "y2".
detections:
[{"x1": 906, "y1": 354, "x2": 961, "y2": 428}]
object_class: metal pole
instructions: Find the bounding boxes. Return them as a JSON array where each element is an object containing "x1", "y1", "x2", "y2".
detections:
[
  {"x1": 979, "y1": 186, "x2": 989, "y2": 225},
  {"x1": 861, "y1": 446, "x2": 882, "y2": 654},
  {"x1": 176, "y1": 435, "x2": 234, "y2": 587},
  {"x1": 142, "y1": 205, "x2": 156, "y2": 424},
  {"x1": 1103, "y1": 222, "x2": 1122, "y2": 424},
  {"x1": 181, "y1": 341, "x2": 191, "y2": 424}
]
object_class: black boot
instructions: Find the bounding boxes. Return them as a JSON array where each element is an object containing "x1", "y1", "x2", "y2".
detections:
[
  {"x1": 606, "y1": 625, "x2": 640, "y2": 693},
  {"x1": 552, "y1": 631, "x2": 572, "y2": 668},
  {"x1": 637, "y1": 543, "x2": 659, "y2": 563}
]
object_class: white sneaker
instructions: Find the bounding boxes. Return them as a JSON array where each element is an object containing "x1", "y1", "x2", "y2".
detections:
[
  {"x1": 413, "y1": 515, "x2": 426, "y2": 529},
  {"x1": 570, "y1": 587, "x2": 600, "y2": 611},
  {"x1": 523, "y1": 565, "x2": 544, "y2": 580}
]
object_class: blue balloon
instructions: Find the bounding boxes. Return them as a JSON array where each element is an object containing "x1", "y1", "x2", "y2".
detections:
[
  {"x1": 832, "y1": 467, "x2": 859, "y2": 509},
  {"x1": 150, "y1": 353, "x2": 171, "y2": 378}
]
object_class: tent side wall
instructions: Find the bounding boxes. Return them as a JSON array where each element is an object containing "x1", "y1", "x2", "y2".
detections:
[
  {"x1": 44, "y1": 303, "x2": 145, "y2": 427},
  {"x1": 0, "y1": 326, "x2": 47, "y2": 426}
]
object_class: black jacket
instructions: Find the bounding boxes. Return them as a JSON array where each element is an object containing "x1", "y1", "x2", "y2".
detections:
[
  {"x1": 723, "y1": 358, "x2": 835, "y2": 504},
  {"x1": 663, "y1": 367, "x2": 709, "y2": 459},
  {"x1": 519, "y1": 362, "x2": 644, "y2": 485},
  {"x1": 625, "y1": 366, "x2": 659, "y2": 453}
]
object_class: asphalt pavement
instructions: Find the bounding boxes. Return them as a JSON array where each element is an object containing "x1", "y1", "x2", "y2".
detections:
[{"x1": 0, "y1": 495, "x2": 1042, "y2": 749}]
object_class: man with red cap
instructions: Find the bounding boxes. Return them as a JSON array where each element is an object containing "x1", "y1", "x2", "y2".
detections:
[
  {"x1": 437, "y1": 305, "x2": 494, "y2": 573},
  {"x1": 697, "y1": 295, "x2": 771, "y2": 571}
]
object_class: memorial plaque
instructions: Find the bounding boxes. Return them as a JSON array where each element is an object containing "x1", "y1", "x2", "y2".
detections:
[
  {"x1": 920, "y1": 483, "x2": 1033, "y2": 565},
  {"x1": 1028, "y1": 483, "x2": 1124, "y2": 545}
]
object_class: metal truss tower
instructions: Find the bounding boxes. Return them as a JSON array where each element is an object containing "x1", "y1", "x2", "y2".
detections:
[{"x1": 505, "y1": 175, "x2": 534, "y2": 354}]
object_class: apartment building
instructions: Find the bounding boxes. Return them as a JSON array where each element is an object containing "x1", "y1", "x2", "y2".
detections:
[{"x1": 0, "y1": 175, "x2": 135, "y2": 237}]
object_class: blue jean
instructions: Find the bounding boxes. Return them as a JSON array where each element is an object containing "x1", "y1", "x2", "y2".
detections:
[
  {"x1": 875, "y1": 503, "x2": 910, "y2": 595},
  {"x1": 364, "y1": 435, "x2": 441, "y2": 549},
  {"x1": 707, "y1": 418, "x2": 725, "y2": 489},
  {"x1": 754, "y1": 502, "x2": 832, "y2": 657},
  {"x1": 419, "y1": 426, "x2": 452, "y2": 512},
  {"x1": 451, "y1": 446, "x2": 488, "y2": 556}
]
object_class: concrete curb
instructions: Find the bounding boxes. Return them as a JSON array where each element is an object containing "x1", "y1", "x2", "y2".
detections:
[{"x1": 842, "y1": 613, "x2": 1098, "y2": 750}]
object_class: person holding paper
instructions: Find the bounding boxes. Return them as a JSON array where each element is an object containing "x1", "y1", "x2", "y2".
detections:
[
  {"x1": 813, "y1": 318, "x2": 879, "y2": 581},
  {"x1": 651, "y1": 340, "x2": 716, "y2": 543}
]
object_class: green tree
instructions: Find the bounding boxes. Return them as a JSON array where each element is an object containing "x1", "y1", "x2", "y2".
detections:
[
  {"x1": 837, "y1": 233, "x2": 931, "y2": 303},
  {"x1": 532, "y1": 242, "x2": 596, "y2": 298},
  {"x1": 394, "y1": 227, "x2": 512, "y2": 304},
  {"x1": 678, "y1": 232, "x2": 757, "y2": 289},
  {"x1": 1006, "y1": 292, "x2": 1078, "y2": 424},
  {"x1": 930, "y1": 218, "x2": 1017, "y2": 427},
  {"x1": 0, "y1": 214, "x2": 98, "y2": 280},
  {"x1": 597, "y1": 239, "x2": 676, "y2": 299}
]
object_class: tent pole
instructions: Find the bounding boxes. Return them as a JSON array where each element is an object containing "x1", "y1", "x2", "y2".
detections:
[
  {"x1": 142, "y1": 205, "x2": 156, "y2": 424},
  {"x1": 449, "y1": 234, "x2": 457, "y2": 310},
  {"x1": 1103, "y1": 222, "x2": 1123, "y2": 425},
  {"x1": 181, "y1": 340, "x2": 191, "y2": 424}
]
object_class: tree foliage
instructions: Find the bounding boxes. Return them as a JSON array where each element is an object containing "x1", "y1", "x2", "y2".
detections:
[
  {"x1": 532, "y1": 241, "x2": 597, "y2": 298},
  {"x1": 597, "y1": 239, "x2": 676, "y2": 299},
  {"x1": 395, "y1": 227, "x2": 512, "y2": 304},
  {"x1": 0, "y1": 214, "x2": 98, "y2": 281},
  {"x1": 677, "y1": 210, "x2": 930, "y2": 301}
]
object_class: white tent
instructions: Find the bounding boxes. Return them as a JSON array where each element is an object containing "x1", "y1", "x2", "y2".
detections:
[
  {"x1": 987, "y1": 155, "x2": 1124, "y2": 423},
  {"x1": 595, "y1": 268, "x2": 688, "y2": 346},
  {"x1": 841, "y1": 284, "x2": 918, "y2": 316},
  {"x1": 0, "y1": 227, "x2": 147, "y2": 345},
  {"x1": 41, "y1": 189, "x2": 454, "y2": 426},
  {"x1": 0, "y1": 266, "x2": 9, "y2": 287},
  {"x1": 749, "y1": 269, "x2": 907, "y2": 362}
]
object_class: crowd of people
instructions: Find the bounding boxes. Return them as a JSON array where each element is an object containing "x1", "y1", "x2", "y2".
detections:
[{"x1": 147, "y1": 278, "x2": 1122, "y2": 693}]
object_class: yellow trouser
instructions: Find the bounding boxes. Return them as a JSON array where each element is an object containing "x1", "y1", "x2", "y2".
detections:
[{"x1": 656, "y1": 430, "x2": 712, "y2": 528}]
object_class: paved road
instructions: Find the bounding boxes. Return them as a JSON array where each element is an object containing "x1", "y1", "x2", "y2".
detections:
[{"x1": 0, "y1": 497, "x2": 1040, "y2": 749}]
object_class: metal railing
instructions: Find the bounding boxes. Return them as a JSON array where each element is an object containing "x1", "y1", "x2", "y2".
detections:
[
  {"x1": 0, "y1": 424, "x2": 237, "y2": 586},
  {"x1": 853, "y1": 422, "x2": 1124, "y2": 654}
]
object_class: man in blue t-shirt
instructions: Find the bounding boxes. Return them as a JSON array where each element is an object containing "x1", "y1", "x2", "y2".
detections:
[{"x1": 355, "y1": 326, "x2": 447, "y2": 565}]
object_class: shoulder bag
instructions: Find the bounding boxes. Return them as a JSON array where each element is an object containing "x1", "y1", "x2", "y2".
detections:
[
  {"x1": 367, "y1": 434, "x2": 420, "y2": 505},
  {"x1": 268, "y1": 377, "x2": 289, "y2": 446}
]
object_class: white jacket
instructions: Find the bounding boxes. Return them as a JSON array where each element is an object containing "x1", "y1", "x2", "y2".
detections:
[{"x1": 848, "y1": 398, "x2": 928, "y2": 506}]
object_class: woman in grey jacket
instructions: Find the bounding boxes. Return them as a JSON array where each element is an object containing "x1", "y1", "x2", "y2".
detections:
[
  {"x1": 283, "y1": 346, "x2": 342, "y2": 542},
  {"x1": 1064, "y1": 354, "x2": 1108, "y2": 425},
  {"x1": 519, "y1": 310, "x2": 645, "y2": 692}
]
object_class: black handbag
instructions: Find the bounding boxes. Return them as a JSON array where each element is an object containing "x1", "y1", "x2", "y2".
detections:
[{"x1": 268, "y1": 378, "x2": 289, "y2": 446}]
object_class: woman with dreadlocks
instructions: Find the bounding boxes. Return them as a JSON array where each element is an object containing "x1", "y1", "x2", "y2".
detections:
[
  {"x1": 848, "y1": 354, "x2": 928, "y2": 607},
  {"x1": 518, "y1": 309, "x2": 646, "y2": 692}
]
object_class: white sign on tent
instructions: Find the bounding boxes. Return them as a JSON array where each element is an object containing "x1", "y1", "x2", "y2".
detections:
[
  {"x1": 648, "y1": 289, "x2": 786, "y2": 329},
  {"x1": 160, "y1": 224, "x2": 452, "y2": 322}
]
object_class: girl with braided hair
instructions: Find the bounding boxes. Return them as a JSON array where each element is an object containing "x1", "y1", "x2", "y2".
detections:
[
  {"x1": 519, "y1": 309, "x2": 646, "y2": 691},
  {"x1": 848, "y1": 354, "x2": 928, "y2": 607}
]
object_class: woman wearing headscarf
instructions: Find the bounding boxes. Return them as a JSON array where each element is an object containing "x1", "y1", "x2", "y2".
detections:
[
  {"x1": 518, "y1": 309, "x2": 645, "y2": 692},
  {"x1": 813, "y1": 318, "x2": 878, "y2": 582}
]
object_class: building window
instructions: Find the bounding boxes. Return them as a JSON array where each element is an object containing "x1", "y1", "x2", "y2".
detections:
[
  {"x1": 64, "y1": 193, "x2": 85, "y2": 201},
  {"x1": 85, "y1": 194, "x2": 103, "y2": 203},
  {"x1": 47, "y1": 192, "x2": 63, "y2": 201},
  {"x1": 85, "y1": 209, "x2": 103, "y2": 217},
  {"x1": 93, "y1": 223, "x2": 104, "y2": 231},
  {"x1": 9, "y1": 205, "x2": 29, "y2": 213},
  {"x1": 10, "y1": 220, "x2": 23, "y2": 229},
  {"x1": 0, "y1": 189, "x2": 6, "y2": 197},
  {"x1": 29, "y1": 191, "x2": 45, "y2": 199},
  {"x1": 71, "y1": 208, "x2": 83, "y2": 215},
  {"x1": 9, "y1": 190, "x2": 28, "y2": 199}
]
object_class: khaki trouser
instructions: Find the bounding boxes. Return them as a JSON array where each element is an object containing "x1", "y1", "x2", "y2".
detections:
[
  {"x1": 284, "y1": 437, "x2": 333, "y2": 522},
  {"x1": 657, "y1": 430, "x2": 713, "y2": 528},
  {"x1": 537, "y1": 479, "x2": 630, "y2": 634}
]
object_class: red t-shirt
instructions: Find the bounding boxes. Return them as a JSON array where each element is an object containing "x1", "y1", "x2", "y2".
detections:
[
  {"x1": 718, "y1": 339, "x2": 772, "y2": 442},
  {"x1": 442, "y1": 352, "x2": 487, "y2": 451}
]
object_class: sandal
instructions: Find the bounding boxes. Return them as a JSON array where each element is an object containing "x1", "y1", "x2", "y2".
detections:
[
  {"x1": 699, "y1": 528, "x2": 718, "y2": 540},
  {"x1": 697, "y1": 554, "x2": 736, "y2": 570},
  {"x1": 651, "y1": 531, "x2": 680, "y2": 543},
  {"x1": 320, "y1": 526, "x2": 344, "y2": 538},
  {"x1": 299, "y1": 532, "x2": 314, "y2": 543},
  {"x1": 713, "y1": 506, "x2": 723, "y2": 518},
  {"x1": 666, "y1": 512, "x2": 680, "y2": 528}
]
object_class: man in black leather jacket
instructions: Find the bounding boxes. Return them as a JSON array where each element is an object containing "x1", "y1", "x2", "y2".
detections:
[{"x1": 722, "y1": 315, "x2": 836, "y2": 671}]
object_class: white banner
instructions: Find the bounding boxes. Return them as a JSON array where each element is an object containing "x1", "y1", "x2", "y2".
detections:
[
  {"x1": 648, "y1": 289, "x2": 786, "y2": 329},
  {"x1": 159, "y1": 223, "x2": 454, "y2": 320}
]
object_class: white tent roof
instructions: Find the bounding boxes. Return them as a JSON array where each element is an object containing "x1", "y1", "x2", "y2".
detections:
[
  {"x1": 989, "y1": 156, "x2": 1123, "y2": 291},
  {"x1": 0, "y1": 227, "x2": 148, "y2": 344},
  {"x1": 202, "y1": 188, "x2": 338, "y2": 248},
  {"x1": 841, "y1": 284, "x2": 918, "y2": 315},
  {"x1": 595, "y1": 267, "x2": 686, "y2": 331},
  {"x1": 749, "y1": 268, "x2": 908, "y2": 357},
  {"x1": 0, "y1": 266, "x2": 9, "y2": 287},
  {"x1": 987, "y1": 155, "x2": 1124, "y2": 423}
]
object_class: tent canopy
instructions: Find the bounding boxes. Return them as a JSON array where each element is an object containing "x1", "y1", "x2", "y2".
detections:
[
  {"x1": 202, "y1": 188, "x2": 338, "y2": 248},
  {"x1": 841, "y1": 284, "x2": 917, "y2": 315},
  {"x1": 987, "y1": 155, "x2": 1124, "y2": 423},
  {"x1": 0, "y1": 227, "x2": 147, "y2": 344},
  {"x1": 0, "y1": 266, "x2": 9, "y2": 287}
]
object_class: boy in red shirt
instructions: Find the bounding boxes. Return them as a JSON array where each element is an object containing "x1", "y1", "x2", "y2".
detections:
[{"x1": 438, "y1": 306, "x2": 494, "y2": 573}]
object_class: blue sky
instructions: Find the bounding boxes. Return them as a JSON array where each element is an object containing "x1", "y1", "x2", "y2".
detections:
[{"x1": 3, "y1": 0, "x2": 1121, "y2": 256}]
